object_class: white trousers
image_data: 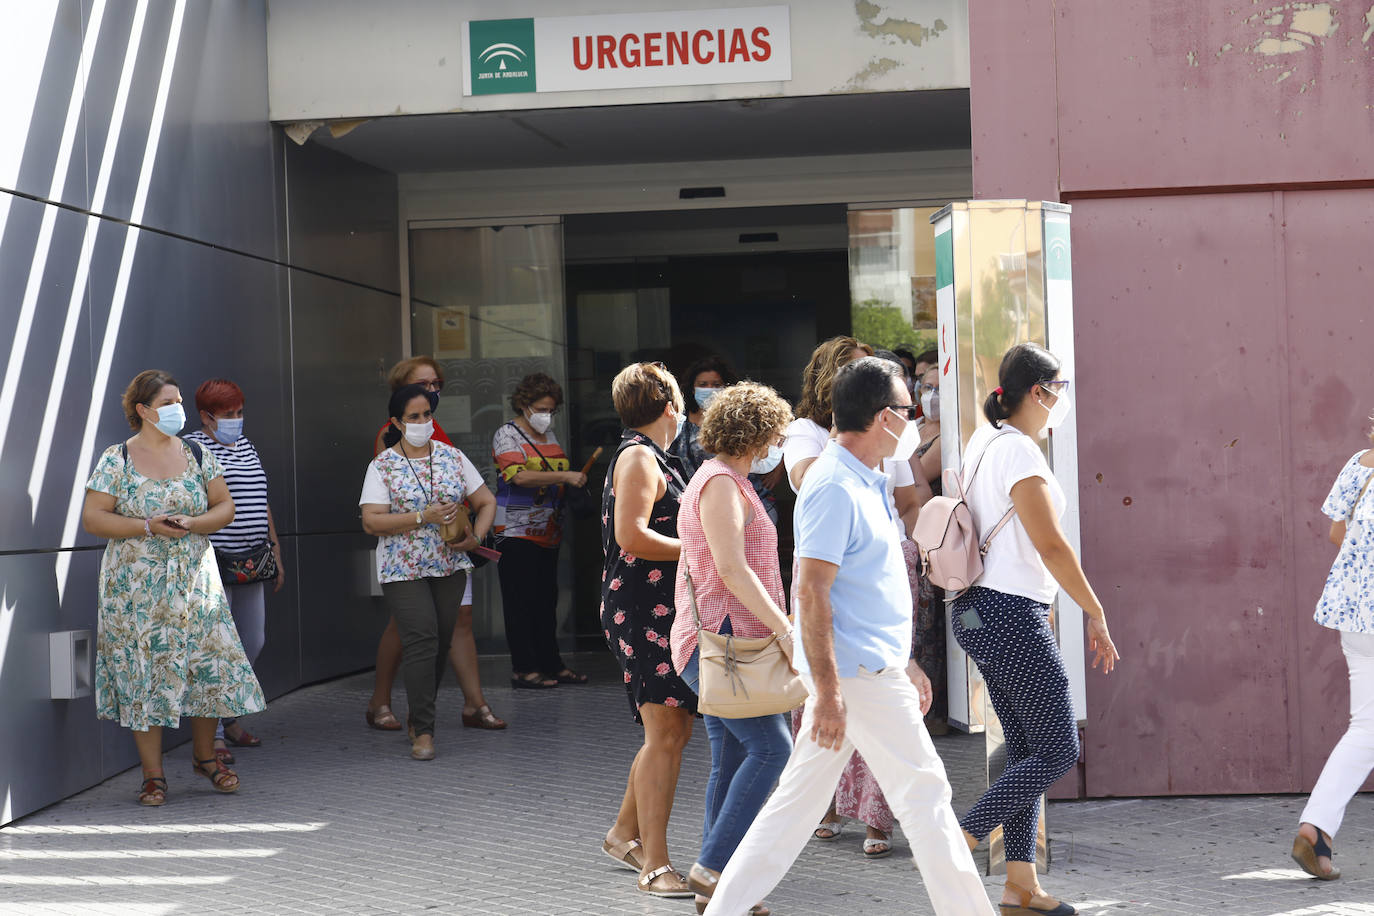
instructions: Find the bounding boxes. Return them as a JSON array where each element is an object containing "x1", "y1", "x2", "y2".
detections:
[
  {"x1": 1301, "y1": 630, "x2": 1374, "y2": 837},
  {"x1": 705, "y1": 666, "x2": 994, "y2": 916}
]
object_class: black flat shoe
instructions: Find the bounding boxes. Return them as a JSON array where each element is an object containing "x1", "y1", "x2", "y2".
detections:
[{"x1": 510, "y1": 672, "x2": 558, "y2": 689}]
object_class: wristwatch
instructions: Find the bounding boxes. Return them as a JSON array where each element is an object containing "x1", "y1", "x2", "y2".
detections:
[{"x1": 415, "y1": 511, "x2": 424, "y2": 526}]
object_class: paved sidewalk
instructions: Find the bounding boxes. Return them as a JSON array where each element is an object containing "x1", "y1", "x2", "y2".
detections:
[{"x1": 1, "y1": 653, "x2": 1371, "y2": 915}]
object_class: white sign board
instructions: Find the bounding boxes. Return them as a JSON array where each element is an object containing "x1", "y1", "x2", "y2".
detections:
[{"x1": 463, "y1": 6, "x2": 792, "y2": 96}]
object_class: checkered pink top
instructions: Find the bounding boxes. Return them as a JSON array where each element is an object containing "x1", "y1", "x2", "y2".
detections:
[{"x1": 671, "y1": 459, "x2": 785, "y2": 674}]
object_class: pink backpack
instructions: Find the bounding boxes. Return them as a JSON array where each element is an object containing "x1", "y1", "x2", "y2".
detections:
[{"x1": 911, "y1": 431, "x2": 1017, "y2": 594}]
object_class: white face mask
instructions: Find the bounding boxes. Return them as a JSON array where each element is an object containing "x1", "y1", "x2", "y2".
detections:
[
  {"x1": 527, "y1": 410, "x2": 553, "y2": 434},
  {"x1": 884, "y1": 409, "x2": 922, "y2": 461},
  {"x1": 750, "y1": 444, "x2": 783, "y2": 475},
  {"x1": 403, "y1": 420, "x2": 434, "y2": 448},
  {"x1": 1039, "y1": 386, "x2": 1072, "y2": 436},
  {"x1": 920, "y1": 389, "x2": 940, "y2": 423},
  {"x1": 671, "y1": 405, "x2": 686, "y2": 443}
]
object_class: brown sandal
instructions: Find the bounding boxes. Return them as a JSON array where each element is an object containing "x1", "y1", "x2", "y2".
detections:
[
  {"x1": 1292, "y1": 827, "x2": 1340, "y2": 880},
  {"x1": 602, "y1": 837, "x2": 644, "y2": 872},
  {"x1": 138, "y1": 776, "x2": 167, "y2": 806},
  {"x1": 638, "y1": 865, "x2": 693, "y2": 898},
  {"x1": 461, "y1": 705, "x2": 507, "y2": 730},
  {"x1": 365, "y1": 704, "x2": 402, "y2": 731},
  {"x1": 192, "y1": 755, "x2": 240, "y2": 793}
]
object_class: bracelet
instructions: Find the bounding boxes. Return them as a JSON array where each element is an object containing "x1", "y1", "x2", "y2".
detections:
[{"x1": 143, "y1": 518, "x2": 151, "y2": 537}]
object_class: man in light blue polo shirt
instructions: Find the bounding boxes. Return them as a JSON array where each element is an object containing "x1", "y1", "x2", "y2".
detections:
[{"x1": 705, "y1": 357, "x2": 992, "y2": 916}]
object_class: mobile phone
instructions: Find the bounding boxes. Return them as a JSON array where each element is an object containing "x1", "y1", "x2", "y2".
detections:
[
  {"x1": 471, "y1": 546, "x2": 502, "y2": 563},
  {"x1": 165, "y1": 518, "x2": 186, "y2": 529}
]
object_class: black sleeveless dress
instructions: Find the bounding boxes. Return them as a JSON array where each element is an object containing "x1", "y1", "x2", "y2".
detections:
[{"x1": 600, "y1": 430, "x2": 696, "y2": 723}]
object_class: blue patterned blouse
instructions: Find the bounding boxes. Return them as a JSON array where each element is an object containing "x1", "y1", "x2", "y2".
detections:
[{"x1": 1315, "y1": 449, "x2": 1374, "y2": 633}]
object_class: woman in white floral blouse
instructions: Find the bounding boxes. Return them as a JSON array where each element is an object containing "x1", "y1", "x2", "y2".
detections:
[
  {"x1": 1292, "y1": 415, "x2": 1374, "y2": 880},
  {"x1": 360, "y1": 384, "x2": 495, "y2": 760},
  {"x1": 82, "y1": 370, "x2": 266, "y2": 806}
]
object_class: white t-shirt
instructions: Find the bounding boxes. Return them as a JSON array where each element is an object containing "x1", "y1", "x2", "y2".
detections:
[
  {"x1": 782, "y1": 418, "x2": 830, "y2": 493},
  {"x1": 360, "y1": 448, "x2": 486, "y2": 506},
  {"x1": 882, "y1": 455, "x2": 915, "y2": 539},
  {"x1": 782, "y1": 416, "x2": 916, "y2": 536},
  {"x1": 963, "y1": 422, "x2": 1066, "y2": 604}
]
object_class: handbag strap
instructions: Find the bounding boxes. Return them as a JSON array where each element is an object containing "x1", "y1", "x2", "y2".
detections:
[
  {"x1": 508, "y1": 421, "x2": 556, "y2": 473},
  {"x1": 682, "y1": 557, "x2": 705, "y2": 631},
  {"x1": 960, "y1": 429, "x2": 1018, "y2": 555}
]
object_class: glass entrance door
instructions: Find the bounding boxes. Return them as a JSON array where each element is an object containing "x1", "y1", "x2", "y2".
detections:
[{"x1": 407, "y1": 219, "x2": 569, "y2": 652}]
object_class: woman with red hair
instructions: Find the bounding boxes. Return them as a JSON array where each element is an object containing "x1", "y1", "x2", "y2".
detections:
[{"x1": 186, "y1": 378, "x2": 282, "y2": 764}]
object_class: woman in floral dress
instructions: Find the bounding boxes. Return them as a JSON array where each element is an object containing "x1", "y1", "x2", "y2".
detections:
[
  {"x1": 82, "y1": 370, "x2": 265, "y2": 806},
  {"x1": 599, "y1": 362, "x2": 697, "y2": 900}
]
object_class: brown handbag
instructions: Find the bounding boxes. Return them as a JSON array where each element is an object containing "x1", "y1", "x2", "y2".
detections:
[
  {"x1": 439, "y1": 504, "x2": 471, "y2": 545},
  {"x1": 683, "y1": 560, "x2": 807, "y2": 719}
]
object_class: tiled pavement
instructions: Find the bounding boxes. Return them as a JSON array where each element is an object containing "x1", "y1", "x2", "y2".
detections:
[{"x1": 2, "y1": 652, "x2": 1371, "y2": 915}]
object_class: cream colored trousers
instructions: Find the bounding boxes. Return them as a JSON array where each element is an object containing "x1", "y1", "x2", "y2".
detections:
[{"x1": 705, "y1": 666, "x2": 995, "y2": 916}]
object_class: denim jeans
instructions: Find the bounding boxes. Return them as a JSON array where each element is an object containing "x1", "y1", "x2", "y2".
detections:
[{"x1": 682, "y1": 616, "x2": 794, "y2": 871}]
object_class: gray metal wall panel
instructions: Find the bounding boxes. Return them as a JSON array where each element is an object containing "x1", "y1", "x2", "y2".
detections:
[{"x1": 0, "y1": 1, "x2": 357, "y2": 826}]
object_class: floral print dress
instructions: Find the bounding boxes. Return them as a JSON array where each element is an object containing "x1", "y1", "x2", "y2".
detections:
[
  {"x1": 1316, "y1": 450, "x2": 1374, "y2": 633},
  {"x1": 87, "y1": 441, "x2": 266, "y2": 731},
  {"x1": 600, "y1": 430, "x2": 696, "y2": 722}
]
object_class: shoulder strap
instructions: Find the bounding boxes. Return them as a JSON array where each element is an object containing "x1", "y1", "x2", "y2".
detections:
[
  {"x1": 185, "y1": 438, "x2": 203, "y2": 468},
  {"x1": 681, "y1": 557, "x2": 705, "y2": 631},
  {"x1": 960, "y1": 428, "x2": 1015, "y2": 493},
  {"x1": 508, "y1": 421, "x2": 555, "y2": 472}
]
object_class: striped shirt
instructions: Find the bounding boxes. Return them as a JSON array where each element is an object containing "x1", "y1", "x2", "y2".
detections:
[{"x1": 185, "y1": 430, "x2": 271, "y2": 551}]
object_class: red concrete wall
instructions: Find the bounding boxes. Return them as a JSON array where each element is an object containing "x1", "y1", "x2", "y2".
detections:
[{"x1": 971, "y1": 1, "x2": 1374, "y2": 796}]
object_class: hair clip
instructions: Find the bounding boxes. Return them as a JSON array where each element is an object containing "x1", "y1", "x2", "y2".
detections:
[{"x1": 993, "y1": 386, "x2": 1004, "y2": 396}]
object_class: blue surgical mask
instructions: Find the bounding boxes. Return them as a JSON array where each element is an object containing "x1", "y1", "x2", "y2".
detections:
[
  {"x1": 153, "y1": 403, "x2": 184, "y2": 437},
  {"x1": 750, "y1": 444, "x2": 783, "y2": 475},
  {"x1": 213, "y1": 417, "x2": 243, "y2": 445},
  {"x1": 695, "y1": 387, "x2": 720, "y2": 410}
]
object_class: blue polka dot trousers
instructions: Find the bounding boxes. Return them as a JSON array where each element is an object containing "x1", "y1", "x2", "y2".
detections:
[{"x1": 951, "y1": 586, "x2": 1079, "y2": 863}]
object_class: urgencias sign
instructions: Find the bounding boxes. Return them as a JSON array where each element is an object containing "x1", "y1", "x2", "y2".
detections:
[{"x1": 464, "y1": 6, "x2": 792, "y2": 97}]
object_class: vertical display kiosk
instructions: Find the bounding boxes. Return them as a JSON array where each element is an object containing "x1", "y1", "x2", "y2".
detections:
[{"x1": 930, "y1": 200, "x2": 1083, "y2": 872}]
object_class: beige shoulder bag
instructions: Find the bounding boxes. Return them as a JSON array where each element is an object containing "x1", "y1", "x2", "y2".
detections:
[{"x1": 683, "y1": 559, "x2": 807, "y2": 718}]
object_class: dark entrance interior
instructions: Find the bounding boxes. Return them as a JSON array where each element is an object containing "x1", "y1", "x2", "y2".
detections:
[{"x1": 562, "y1": 204, "x2": 851, "y2": 644}]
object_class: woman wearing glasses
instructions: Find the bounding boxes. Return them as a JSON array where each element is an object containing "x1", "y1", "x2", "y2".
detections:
[
  {"x1": 365, "y1": 357, "x2": 505, "y2": 733},
  {"x1": 952, "y1": 342, "x2": 1119, "y2": 916},
  {"x1": 492, "y1": 372, "x2": 589, "y2": 689}
]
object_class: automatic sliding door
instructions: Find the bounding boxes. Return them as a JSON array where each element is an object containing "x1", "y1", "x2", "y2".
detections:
[{"x1": 408, "y1": 220, "x2": 569, "y2": 652}]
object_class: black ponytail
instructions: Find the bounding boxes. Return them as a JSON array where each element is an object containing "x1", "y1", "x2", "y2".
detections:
[
  {"x1": 982, "y1": 342, "x2": 1061, "y2": 428},
  {"x1": 383, "y1": 384, "x2": 437, "y2": 447}
]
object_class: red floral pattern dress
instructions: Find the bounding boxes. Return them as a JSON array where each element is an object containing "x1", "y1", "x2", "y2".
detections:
[{"x1": 600, "y1": 430, "x2": 696, "y2": 723}]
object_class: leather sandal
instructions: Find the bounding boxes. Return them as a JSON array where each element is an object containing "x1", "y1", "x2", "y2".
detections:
[
  {"x1": 461, "y1": 705, "x2": 507, "y2": 730},
  {"x1": 1292, "y1": 826, "x2": 1340, "y2": 880},
  {"x1": 695, "y1": 895, "x2": 771, "y2": 915},
  {"x1": 637, "y1": 864, "x2": 693, "y2": 898},
  {"x1": 138, "y1": 775, "x2": 167, "y2": 807},
  {"x1": 510, "y1": 672, "x2": 558, "y2": 689},
  {"x1": 213, "y1": 740, "x2": 234, "y2": 765},
  {"x1": 686, "y1": 862, "x2": 720, "y2": 896},
  {"x1": 411, "y1": 734, "x2": 436, "y2": 761},
  {"x1": 365, "y1": 704, "x2": 402, "y2": 730},
  {"x1": 602, "y1": 837, "x2": 644, "y2": 872},
  {"x1": 1000, "y1": 880, "x2": 1077, "y2": 915},
  {"x1": 222, "y1": 726, "x2": 261, "y2": 747},
  {"x1": 553, "y1": 668, "x2": 588, "y2": 684},
  {"x1": 192, "y1": 756, "x2": 239, "y2": 794}
]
